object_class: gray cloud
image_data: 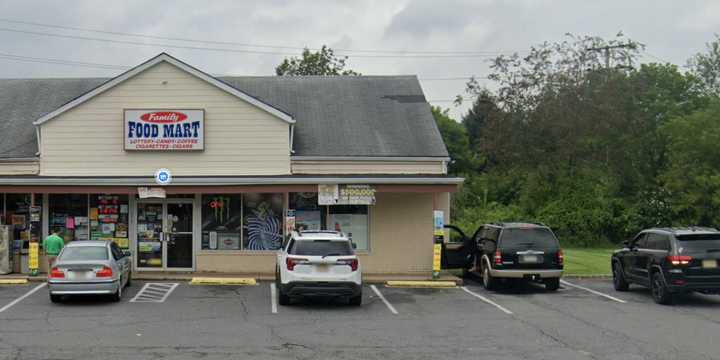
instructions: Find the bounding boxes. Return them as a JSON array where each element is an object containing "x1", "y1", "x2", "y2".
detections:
[{"x1": 0, "y1": 0, "x2": 715, "y2": 120}]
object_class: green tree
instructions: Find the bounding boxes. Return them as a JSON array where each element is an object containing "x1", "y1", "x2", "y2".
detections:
[
  {"x1": 662, "y1": 101, "x2": 720, "y2": 226},
  {"x1": 688, "y1": 35, "x2": 720, "y2": 97},
  {"x1": 275, "y1": 45, "x2": 360, "y2": 76},
  {"x1": 431, "y1": 106, "x2": 477, "y2": 175}
]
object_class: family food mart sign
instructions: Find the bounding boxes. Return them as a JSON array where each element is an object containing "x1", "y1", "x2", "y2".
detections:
[{"x1": 124, "y1": 109, "x2": 204, "y2": 151}]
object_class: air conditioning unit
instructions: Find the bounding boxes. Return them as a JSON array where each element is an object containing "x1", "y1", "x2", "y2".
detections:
[{"x1": 0, "y1": 225, "x2": 11, "y2": 274}]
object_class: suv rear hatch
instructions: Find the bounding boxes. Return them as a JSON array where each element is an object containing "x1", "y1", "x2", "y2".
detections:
[
  {"x1": 498, "y1": 227, "x2": 561, "y2": 269},
  {"x1": 287, "y1": 240, "x2": 358, "y2": 279},
  {"x1": 675, "y1": 234, "x2": 720, "y2": 281}
]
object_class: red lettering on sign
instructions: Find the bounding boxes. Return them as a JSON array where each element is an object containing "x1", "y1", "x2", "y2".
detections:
[{"x1": 140, "y1": 111, "x2": 188, "y2": 124}]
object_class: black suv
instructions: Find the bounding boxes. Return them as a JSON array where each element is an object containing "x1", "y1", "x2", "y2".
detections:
[
  {"x1": 443, "y1": 223, "x2": 564, "y2": 291},
  {"x1": 612, "y1": 227, "x2": 720, "y2": 304}
]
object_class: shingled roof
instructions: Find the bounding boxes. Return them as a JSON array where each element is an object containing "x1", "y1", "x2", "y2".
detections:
[{"x1": 0, "y1": 67, "x2": 448, "y2": 159}]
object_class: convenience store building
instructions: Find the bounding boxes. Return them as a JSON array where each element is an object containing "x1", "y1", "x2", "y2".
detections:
[{"x1": 0, "y1": 53, "x2": 461, "y2": 276}]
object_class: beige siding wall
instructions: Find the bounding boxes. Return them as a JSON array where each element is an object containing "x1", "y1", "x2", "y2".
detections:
[
  {"x1": 0, "y1": 161, "x2": 39, "y2": 175},
  {"x1": 291, "y1": 160, "x2": 445, "y2": 174},
  {"x1": 39, "y1": 62, "x2": 290, "y2": 176},
  {"x1": 195, "y1": 192, "x2": 450, "y2": 275}
]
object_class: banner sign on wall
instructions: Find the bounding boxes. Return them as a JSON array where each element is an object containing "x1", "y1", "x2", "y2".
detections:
[
  {"x1": 318, "y1": 184, "x2": 376, "y2": 205},
  {"x1": 124, "y1": 109, "x2": 204, "y2": 151}
]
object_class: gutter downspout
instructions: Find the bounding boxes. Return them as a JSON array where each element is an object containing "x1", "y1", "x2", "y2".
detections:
[
  {"x1": 289, "y1": 124, "x2": 295, "y2": 155},
  {"x1": 34, "y1": 125, "x2": 41, "y2": 157}
]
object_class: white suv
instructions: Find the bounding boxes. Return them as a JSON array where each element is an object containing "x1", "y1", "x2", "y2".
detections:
[{"x1": 276, "y1": 230, "x2": 362, "y2": 306}]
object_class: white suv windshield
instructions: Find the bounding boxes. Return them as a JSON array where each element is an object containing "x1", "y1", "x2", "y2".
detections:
[{"x1": 289, "y1": 240, "x2": 353, "y2": 256}]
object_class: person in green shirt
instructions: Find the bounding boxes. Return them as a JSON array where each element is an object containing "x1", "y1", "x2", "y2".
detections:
[{"x1": 43, "y1": 227, "x2": 64, "y2": 272}]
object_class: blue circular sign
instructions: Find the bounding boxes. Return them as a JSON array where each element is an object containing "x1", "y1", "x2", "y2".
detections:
[{"x1": 155, "y1": 168, "x2": 172, "y2": 185}]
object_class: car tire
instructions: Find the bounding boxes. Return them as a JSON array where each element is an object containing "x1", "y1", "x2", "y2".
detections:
[
  {"x1": 276, "y1": 269, "x2": 290, "y2": 306},
  {"x1": 612, "y1": 261, "x2": 629, "y2": 291},
  {"x1": 112, "y1": 280, "x2": 122, "y2": 302},
  {"x1": 482, "y1": 261, "x2": 498, "y2": 291},
  {"x1": 349, "y1": 291, "x2": 362, "y2": 306},
  {"x1": 126, "y1": 271, "x2": 132, "y2": 287},
  {"x1": 50, "y1": 294, "x2": 61, "y2": 303},
  {"x1": 651, "y1": 271, "x2": 673, "y2": 305},
  {"x1": 544, "y1": 277, "x2": 560, "y2": 291}
]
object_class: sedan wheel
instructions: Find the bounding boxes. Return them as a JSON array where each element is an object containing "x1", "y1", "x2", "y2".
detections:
[{"x1": 112, "y1": 278, "x2": 122, "y2": 302}]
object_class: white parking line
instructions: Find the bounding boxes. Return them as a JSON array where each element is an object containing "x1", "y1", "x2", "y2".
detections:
[
  {"x1": 560, "y1": 280, "x2": 626, "y2": 304},
  {"x1": 269, "y1": 283, "x2": 278, "y2": 314},
  {"x1": 460, "y1": 286, "x2": 514, "y2": 315},
  {"x1": 130, "y1": 283, "x2": 179, "y2": 303},
  {"x1": 0, "y1": 283, "x2": 46, "y2": 313},
  {"x1": 370, "y1": 285, "x2": 398, "y2": 315}
]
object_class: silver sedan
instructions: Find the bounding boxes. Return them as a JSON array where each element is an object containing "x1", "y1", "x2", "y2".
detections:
[{"x1": 48, "y1": 240, "x2": 132, "y2": 302}]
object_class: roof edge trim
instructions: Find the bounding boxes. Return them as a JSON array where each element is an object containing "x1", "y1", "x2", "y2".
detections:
[
  {"x1": 32, "y1": 53, "x2": 295, "y2": 126},
  {"x1": 291, "y1": 156, "x2": 450, "y2": 162}
]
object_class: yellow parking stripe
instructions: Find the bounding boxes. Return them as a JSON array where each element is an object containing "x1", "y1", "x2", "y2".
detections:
[
  {"x1": 385, "y1": 280, "x2": 457, "y2": 288},
  {"x1": 0, "y1": 279, "x2": 28, "y2": 285},
  {"x1": 189, "y1": 277, "x2": 257, "y2": 286}
]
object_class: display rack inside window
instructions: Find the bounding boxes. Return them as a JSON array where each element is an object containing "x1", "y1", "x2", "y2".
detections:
[
  {"x1": 90, "y1": 195, "x2": 129, "y2": 249},
  {"x1": 5, "y1": 194, "x2": 42, "y2": 251},
  {"x1": 49, "y1": 194, "x2": 88, "y2": 243}
]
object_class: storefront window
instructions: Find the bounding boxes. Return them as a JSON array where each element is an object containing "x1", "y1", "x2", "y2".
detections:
[
  {"x1": 201, "y1": 195, "x2": 242, "y2": 250},
  {"x1": 290, "y1": 192, "x2": 324, "y2": 231},
  {"x1": 0, "y1": 194, "x2": 4, "y2": 225},
  {"x1": 49, "y1": 194, "x2": 89, "y2": 243},
  {"x1": 329, "y1": 205, "x2": 369, "y2": 251},
  {"x1": 89, "y1": 195, "x2": 130, "y2": 249},
  {"x1": 6, "y1": 194, "x2": 43, "y2": 250},
  {"x1": 243, "y1": 193, "x2": 284, "y2": 250},
  {"x1": 289, "y1": 193, "x2": 370, "y2": 251}
]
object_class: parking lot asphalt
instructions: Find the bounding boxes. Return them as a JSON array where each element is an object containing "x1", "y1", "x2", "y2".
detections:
[{"x1": 1, "y1": 278, "x2": 719, "y2": 360}]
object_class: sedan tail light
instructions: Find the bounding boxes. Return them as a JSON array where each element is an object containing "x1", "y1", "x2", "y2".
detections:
[
  {"x1": 95, "y1": 266, "x2": 113, "y2": 278},
  {"x1": 494, "y1": 250, "x2": 502, "y2": 266},
  {"x1": 667, "y1": 255, "x2": 692, "y2": 266},
  {"x1": 49, "y1": 267, "x2": 65, "y2": 279},
  {"x1": 337, "y1": 258, "x2": 359, "y2": 271},
  {"x1": 286, "y1": 257, "x2": 308, "y2": 271},
  {"x1": 557, "y1": 249, "x2": 564, "y2": 266}
]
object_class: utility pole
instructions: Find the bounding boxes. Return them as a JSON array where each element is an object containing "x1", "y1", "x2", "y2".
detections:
[{"x1": 586, "y1": 43, "x2": 637, "y2": 70}]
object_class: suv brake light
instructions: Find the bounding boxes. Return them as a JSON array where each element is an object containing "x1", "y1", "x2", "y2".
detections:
[
  {"x1": 667, "y1": 255, "x2": 692, "y2": 266},
  {"x1": 49, "y1": 267, "x2": 65, "y2": 279},
  {"x1": 286, "y1": 257, "x2": 308, "y2": 271},
  {"x1": 494, "y1": 250, "x2": 502, "y2": 266},
  {"x1": 96, "y1": 266, "x2": 113, "y2": 278},
  {"x1": 557, "y1": 249, "x2": 564, "y2": 266},
  {"x1": 337, "y1": 258, "x2": 359, "y2": 271}
]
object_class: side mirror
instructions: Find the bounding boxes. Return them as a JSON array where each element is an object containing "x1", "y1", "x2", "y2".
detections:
[
  {"x1": 351, "y1": 243, "x2": 357, "y2": 249},
  {"x1": 122, "y1": 250, "x2": 132, "y2": 257},
  {"x1": 622, "y1": 240, "x2": 630, "y2": 247}
]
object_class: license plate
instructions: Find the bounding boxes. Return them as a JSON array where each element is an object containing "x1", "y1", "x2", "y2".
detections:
[
  {"x1": 68, "y1": 270, "x2": 91, "y2": 280},
  {"x1": 521, "y1": 255, "x2": 539, "y2": 263},
  {"x1": 702, "y1": 260, "x2": 718, "y2": 269},
  {"x1": 315, "y1": 264, "x2": 329, "y2": 272}
]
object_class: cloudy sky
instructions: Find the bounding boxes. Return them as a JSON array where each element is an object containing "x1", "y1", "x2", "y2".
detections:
[{"x1": 0, "y1": 0, "x2": 717, "y2": 119}]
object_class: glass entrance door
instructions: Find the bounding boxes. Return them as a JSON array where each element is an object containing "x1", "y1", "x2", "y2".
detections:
[{"x1": 136, "y1": 199, "x2": 194, "y2": 270}]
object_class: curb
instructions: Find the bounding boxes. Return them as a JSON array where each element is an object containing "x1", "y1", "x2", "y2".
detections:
[
  {"x1": 0, "y1": 279, "x2": 28, "y2": 285},
  {"x1": 385, "y1": 280, "x2": 458, "y2": 288},
  {"x1": 189, "y1": 277, "x2": 257, "y2": 286}
]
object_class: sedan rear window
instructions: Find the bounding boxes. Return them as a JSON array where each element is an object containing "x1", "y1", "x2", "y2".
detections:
[
  {"x1": 676, "y1": 234, "x2": 720, "y2": 251},
  {"x1": 289, "y1": 240, "x2": 353, "y2": 256},
  {"x1": 500, "y1": 228, "x2": 559, "y2": 248},
  {"x1": 59, "y1": 247, "x2": 109, "y2": 261}
]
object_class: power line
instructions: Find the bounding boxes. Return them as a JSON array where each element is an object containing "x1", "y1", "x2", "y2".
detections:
[
  {"x1": 0, "y1": 52, "x2": 129, "y2": 70},
  {"x1": 0, "y1": 18, "x2": 519, "y2": 56},
  {"x1": 0, "y1": 26, "x2": 507, "y2": 59},
  {"x1": 418, "y1": 76, "x2": 489, "y2": 81}
]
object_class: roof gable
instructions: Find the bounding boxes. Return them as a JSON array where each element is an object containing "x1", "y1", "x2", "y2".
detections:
[{"x1": 33, "y1": 53, "x2": 294, "y2": 126}]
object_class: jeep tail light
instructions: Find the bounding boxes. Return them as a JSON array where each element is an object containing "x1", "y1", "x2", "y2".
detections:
[
  {"x1": 337, "y1": 258, "x2": 359, "y2": 271},
  {"x1": 95, "y1": 266, "x2": 113, "y2": 278},
  {"x1": 557, "y1": 249, "x2": 564, "y2": 266},
  {"x1": 667, "y1": 255, "x2": 692, "y2": 266},
  {"x1": 494, "y1": 250, "x2": 502, "y2": 266},
  {"x1": 49, "y1": 267, "x2": 65, "y2": 279},
  {"x1": 286, "y1": 257, "x2": 308, "y2": 271}
]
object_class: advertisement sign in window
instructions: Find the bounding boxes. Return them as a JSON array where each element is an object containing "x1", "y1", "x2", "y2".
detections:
[{"x1": 124, "y1": 109, "x2": 204, "y2": 151}]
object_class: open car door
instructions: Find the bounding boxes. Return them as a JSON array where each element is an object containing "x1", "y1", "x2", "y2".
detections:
[{"x1": 441, "y1": 225, "x2": 480, "y2": 270}]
